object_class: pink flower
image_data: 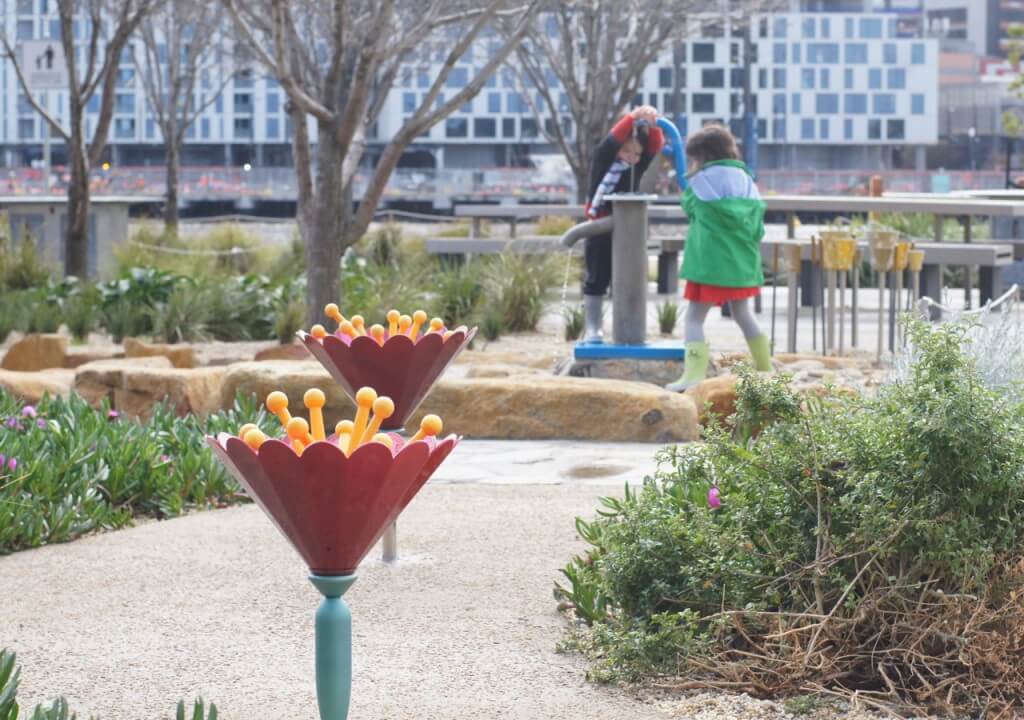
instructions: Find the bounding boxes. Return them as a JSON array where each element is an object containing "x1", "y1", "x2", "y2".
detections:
[
  {"x1": 707, "y1": 486, "x2": 721, "y2": 509},
  {"x1": 108, "y1": 410, "x2": 120, "y2": 420},
  {"x1": 21, "y1": 405, "x2": 36, "y2": 418},
  {"x1": 0, "y1": 454, "x2": 5, "y2": 468},
  {"x1": 36, "y1": 419, "x2": 47, "y2": 429},
  {"x1": 7, "y1": 458, "x2": 17, "y2": 472},
  {"x1": 5, "y1": 417, "x2": 17, "y2": 429}
]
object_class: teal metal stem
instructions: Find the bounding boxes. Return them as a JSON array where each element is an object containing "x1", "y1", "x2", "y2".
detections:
[{"x1": 309, "y1": 574, "x2": 358, "y2": 720}]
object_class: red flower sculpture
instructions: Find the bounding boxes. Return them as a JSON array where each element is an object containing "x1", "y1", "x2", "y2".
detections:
[
  {"x1": 207, "y1": 432, "x2": 458, "y2": 575},
  {"x1": 298, "y1": 328, "x2": 475, "y2": 430}
]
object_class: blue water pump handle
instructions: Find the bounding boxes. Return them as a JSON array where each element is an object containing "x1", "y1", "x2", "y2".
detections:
[{"x1": 656, "y1": 117, "x2": 687, "y2": 190}]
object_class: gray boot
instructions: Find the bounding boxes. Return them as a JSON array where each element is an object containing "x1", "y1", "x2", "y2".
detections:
[{"x1": 582, "y1": 294, "x2": 604, "y2": 343}]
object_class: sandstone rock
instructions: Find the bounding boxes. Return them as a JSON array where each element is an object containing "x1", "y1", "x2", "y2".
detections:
[
  {"x1": 62, "y1": 347, "x2": 125, "y2": 369},
  {"x1": 74, "y1": 357, "x2": 173, "y2": 407},
  {"x1": 773, "y1": 352, "x2": 860, "y2": 370},
  {"x1": 218, "y1": 362, "x2": 699, "y2": 442},
  {"x1": 1, "y1": 334, "x2": 68, "y2": 371},
  {"x1": 123, "y1": 337, "x2": 196, "y2": 369},
  {"x1": 117, "y1": 366, "x2": 226, "y2": 419},
  {"x1": 0, "y1": 368, "x2": 74, "y2": 403},
  {"x1": 407, "y1": 375, "x2": 699, "y2": 443},
  {"x1": 685, "y1": 375, "x2": 740, "y2": 424},
  {"x1": 219, "y1": 361, "x2": 354, "y2": 426},
  {"x1": 455, "y1": 349, "x2": 564, "y2": 370},
  {"x1": 782, "y1": 359, "x2": 827, "y2": 373},
  {"x1": 464, "y1": 364, "x2": 546, "y2": 379},
  {"x1": 254, "y1": 344, "x2": 312, "y2": 362},
  {"x1": 563, "y1": 357, "x2": 685, "y2": 386}
]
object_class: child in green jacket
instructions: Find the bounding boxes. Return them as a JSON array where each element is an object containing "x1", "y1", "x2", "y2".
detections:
[{"x1": 666, "y1": 124, "x2": 772, "y2": 392}]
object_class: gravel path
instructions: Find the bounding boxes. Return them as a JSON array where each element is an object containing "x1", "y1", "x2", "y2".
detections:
[{"x1": 2, "y1": 457, "x2": 671, "y2": 719}]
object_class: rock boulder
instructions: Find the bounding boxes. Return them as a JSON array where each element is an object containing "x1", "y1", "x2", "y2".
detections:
[
  {"x1": 123, "y1": 337, "x2": 196, "y2": 369},
  {"x1": 1, "y1": 334, "x2": 68, "y2": 371}
]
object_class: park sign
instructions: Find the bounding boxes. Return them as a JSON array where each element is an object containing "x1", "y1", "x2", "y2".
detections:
[{"x1": 19, "y1": 40, "x2": 67, "y2": 90}]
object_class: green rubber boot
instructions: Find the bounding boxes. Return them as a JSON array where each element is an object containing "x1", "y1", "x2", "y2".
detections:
[
  {"x1": 665, "y1": 341, "x2": 710, "y2": 393},
  {"x1": 746, "y1": 334, "x2": 773, "y2": 372}
]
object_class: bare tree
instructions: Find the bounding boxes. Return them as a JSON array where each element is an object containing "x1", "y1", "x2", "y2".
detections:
[
  {"x1": 224, "y1": 0, "x2": 539, "y2": 323},
  {"x1": 512, "y1": 0, "x2": 781, "y2": 201},
  {"x1": 135, "y1": 0, "x2": 233, "y2": 233},
  {"x1": 1, "y1": 0, "x2": 161, "y2": 278}
]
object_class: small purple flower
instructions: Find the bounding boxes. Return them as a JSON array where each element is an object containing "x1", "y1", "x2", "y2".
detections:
[
  {"x1": 159, "y1": 454, "x2": 171, "y2": 464},
  {"x1": 108, "y1": 410, "x2": 120, "y2": 420},
  {"x1": 0, "y1": 454, "x2": 5, "y2": 468},
  {"x1": 707, "y1": 486, "x2": 721, "y2": 509},
  {"x1": 37, "y1": 418, "x2": 47, "y2": 429},
  {"x1": 21, "y1": 405, "x2": 36, "y2": 418},
  {"x1": 7, "y1": 458, "x2": 17, "y2": 472},
  {"x1": 5, "y1": 417, "x2": 17, "y2": 429}
]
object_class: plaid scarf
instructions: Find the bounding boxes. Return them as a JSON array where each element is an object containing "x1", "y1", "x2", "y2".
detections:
[{"x1": 587, "y1": 159, "x2": 630, "y2": 218}]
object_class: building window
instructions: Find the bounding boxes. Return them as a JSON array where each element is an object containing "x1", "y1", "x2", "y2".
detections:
[
  {"x1": 773, "y1": 17, "x2": 787, "y2": 38},
  {"x1": 844, "y1": 118, "x2": 853, "y2": 140},
  {"x1": 801, "y1": 118, "x2": 814, "y2": 140},
  {"x1": 445, "y1": 117, "x2": 468, "y2": 137},
  {"x1": 802, "y1": 17, "x2": 815, "y2": 38},
  {"x1": 883, "y1": 43, "x2": 897, "y2": 64},
  {"x1": 911, "y1": 94, "x2": 925, "y2": 115},
  {"x1": 845, "y1": 43, "x2": 867, "y2": 63},
  {"x1": 730, "y1": 68, "x2": 745, "y2": 88},
  {"x1": 692, "y1": 93, "x2": 715, "y2": 113},
  {"x1": 844, "y1": 93, "x2": 867, "y2": 114},
  {"x1": 868, "y1": 118, "x2": 882, "y2": 139},
  {"x1": 487, "y1": 92, "x2": 501, "y2": 113},
  {"x1": 201, "y1": 117, "x2": 210, "y2": 139},
  {"x1": 506, "y1": 92, "x2": 527, "y2": 113},
  {"x1": 873, "y1": 93, "x2": 896, "y2": 114},
  {"x1": 233, "y1": 93, "x2": 252, "y2": 113},
  {"x1": 759, "y1": 68, "x2": 768, "y2": 89},
  {"x1": 791, "y1": 93, "x2": 801, "y2": 114},
  {"x1": 773, "y1": 118, "x2": 785, "y2": 139},
  {"x1": 807, "y1": 43, "x2": 839, "y2": 64},
  {"x1": 773, "y1": 43, "x2": 786, "y2": 63},
  {"x1": 792, "y1": 43, "x2": 801, "y2": 63},
  {"x1": 473, "y1": 117, "x2": 496, "y2": 138},
  {"x1": 459, "y1": 101, "x2": 473, "y2": 113},
  {"x1": 887, "y1": 68, "x2": 906, "y2": 89},
  {"x1": 116, "y1": 68, "x2": 134, "y2": 88},
  {"x1": 819, "y1": 118, "x2": 829, "y2": 139},
  {"x1": 860, "y1": 18, "x2": 882, "y2": 39},
  {"x1": 911, "y1": 43, "x2": 925, "y2": 64},
  {"x1": 730, "y1": 93, "x2": 741, "y2": 115},
  {"x1": 815, "y1": 93, "x2": 839, "y2": 114},
  {"x1": 845, "y1": 68, "x2": 854, "y2": 89},
  {"x1": 845, "y1": 17, "x2": 854, "y2": 37},
  {"x1": 115, "y1": 93, "x2": 134, "y2": 113},
  {"x1": 772, "y1": 93, "x2": 786, "y2": 114},
  {"x1": 821, "y1": 17, "x2": 830, "y2": 38},
  {"x1": 266, "y1": 117, "x2": 279, "y2": 139},
  {"x1": 502, "y1": 117, "x2": 516, "y2": 138},
  {"x1": 18, "y1": 118, "x2": 34, "y2": 139},
  {"x1": 49, "y1": 18, "x2": 60, "y2": 38},
  {"x1": 692, "y1": 43, "x2": 715, "y2": 62},
  {"x1": 402, "y1": 92, "x2": 416, "y2": 113},
  {"x1": 887, "y1": 119, "x2": 905, "y2": 140},
  {"x1": 802, "y1": 68, "x2": 815, "y2": 89},
  {"x1": 266, "y1": 93, "x2": 280, "y2": 113},
  {"x1": 772, "y1": 68, "x2": 786, "y2": 88},
  {"x1": 115, "y1": 118, "x2": 135, "y2": 138},
  {"x1": 16, "y1": 20, "x2": 33, "y2": 39},
  {"x1": 17, "y1": 0, "x2": 34, "y2": 13},
  {"x1": 445, "y1": 67, "x2": 469, "y2": 88},
  {"x1": 521, "y1": 117, "x2": 538, "y2": 138},
  {"x1": 819, "y1": 68, "x2": 830, "y2": 88},
  {"x1": 702, "y1": 68, "x2": 725, "y2": 88},
  {"x1": 869, "y1": 68, "x2": 882, "y2": 89},
  {"x1": 658, "y1": 67, "x2": 673, "y2": 88},
  {"x1": 233, "y1": 117, "x2": 251, "y2": 138}
]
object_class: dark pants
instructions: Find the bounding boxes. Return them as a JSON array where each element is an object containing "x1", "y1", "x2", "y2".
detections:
[{"x1": 582, "y1": 233, "x2": 612, "y2": 296}]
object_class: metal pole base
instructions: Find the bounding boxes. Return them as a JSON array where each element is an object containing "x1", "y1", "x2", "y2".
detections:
[
  {"x1": 309, "y1": 574, "x2": 358, "y2": 720},
  {"x1": 382, "y1": 522, "x2": 398, "y2": 563}
]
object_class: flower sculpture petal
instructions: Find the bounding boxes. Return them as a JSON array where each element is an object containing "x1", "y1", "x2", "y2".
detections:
[
  {"x1": 207, "y1": 432, "x2": 458, "y2": 575},
  {"x1": 298, "y1": 327, "x2": 476, "y2": 430}
]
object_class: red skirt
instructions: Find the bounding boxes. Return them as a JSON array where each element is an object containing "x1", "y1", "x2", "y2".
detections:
[{"x1": 683, "y1": 281, "x2": 760, "y2": 306}]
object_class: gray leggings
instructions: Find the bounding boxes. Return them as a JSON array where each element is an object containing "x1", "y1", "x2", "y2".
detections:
[{"x1": 684, "y1": 299, "x2": 761, "y2": 343}]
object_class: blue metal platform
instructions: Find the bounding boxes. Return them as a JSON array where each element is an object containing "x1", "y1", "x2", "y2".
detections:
[{"x1": 573, "y1": 340, "x2": 686, "y2": 361}]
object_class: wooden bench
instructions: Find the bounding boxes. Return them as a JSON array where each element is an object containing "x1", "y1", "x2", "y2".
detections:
[{"x1": 425, "y1": 235, "x2": 686, "y2": 294}]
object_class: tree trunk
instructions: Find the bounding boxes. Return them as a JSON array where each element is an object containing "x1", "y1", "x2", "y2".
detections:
[
  {"x1": 65, "y1": 127, "x2": 91, "y2": 278},
  {"x1": 165, "y1": 136, "x2": 181, "y2": 234},
  {"x1": 303, "y1": 121, "x2": 345, "y2": 326}
]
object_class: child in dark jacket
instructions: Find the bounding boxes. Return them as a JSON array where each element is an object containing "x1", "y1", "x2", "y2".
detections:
[{"x1": 577, "y1": 105, "x2": 664, "y2": 343}]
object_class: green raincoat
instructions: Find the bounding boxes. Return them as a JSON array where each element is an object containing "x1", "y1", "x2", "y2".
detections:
[{"x1": 680, "y1": 159, "x2": 765, "y2": 288}]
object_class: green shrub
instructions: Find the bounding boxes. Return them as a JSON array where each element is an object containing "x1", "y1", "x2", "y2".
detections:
[
  {"x1": 338, "y1": 254, "x2": 430, "y2": 323},
  {"x1": 563, "y1": 304, "x2": 583, "y2": 341},
  {"x1": 274, "y1": 298, "x2": 306, "y2": 345},
  {"x1": 656, "y1": 301, "x2": 679, "y2": 335},
  {"x1": 148, "y1": 280, "x2": 211, "y2": 344},
  {"x1": 64, "y1": 283, "x2": 101, "y2": 342},
  {"x1": 118, "y1": 222, "x2": 280, "y2": 281},
  {"x1": 534, "y1": 216, "x2": 575, "y2": 237},
  {"x1": 430, "y1": 264, "x2": 483, "y2": 328},
  {"x1": 437, "y1": 220, "x2": 488, "y2": 238},
  {"x1": 0, "y1": 220, "x2": 51, "y2": 291},
  {"x1": 0, "y1": 390, "x2": 275, "y2": 554},
  {"x1": 483, "y1": 253, "x2": 558, "y2": 332},
  {"x1": 557, "y1": 320, "x2": 1024, "y2": 715},
  {"x1": 479, "y1": 303, "x2": 504, "y2": 341}
]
